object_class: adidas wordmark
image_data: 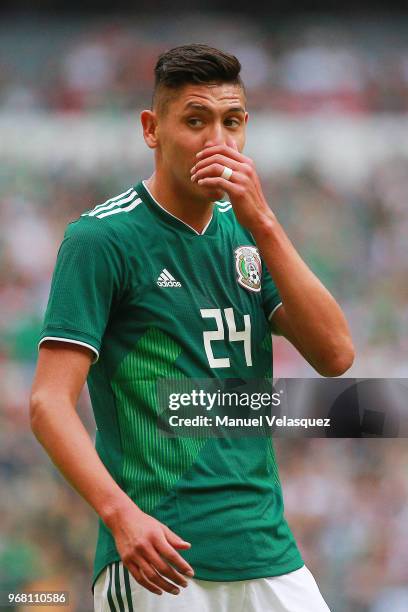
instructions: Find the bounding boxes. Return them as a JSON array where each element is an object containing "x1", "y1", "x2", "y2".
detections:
[{"x1": 157, "y1": 269, "x2": 182, "y2": 287}]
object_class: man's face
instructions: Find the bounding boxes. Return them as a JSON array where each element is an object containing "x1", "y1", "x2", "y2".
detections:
[{"x1": 153, "y1": 82, "x2": 248, "y2": 202}]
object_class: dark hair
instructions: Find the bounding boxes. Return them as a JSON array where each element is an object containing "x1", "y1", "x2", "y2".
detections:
[{"x1": 153, "y1": 44, "x2": 244, "y2": 111}]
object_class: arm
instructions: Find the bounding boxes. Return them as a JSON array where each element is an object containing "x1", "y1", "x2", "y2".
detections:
[
  {"x1": 30, "y1": 341, "x2": 194, "y2": 595},
  {"x1": 253, "y1": 219, "x2": 354, "y2": 377},
  {"x1": 191, "y1": 142, "x2": 355, "y2": 377}
]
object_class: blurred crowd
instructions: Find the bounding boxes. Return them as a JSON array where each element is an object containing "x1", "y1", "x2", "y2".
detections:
[
  {"x1": 1, "y1": 13, "x2": 408, "y2": 612},
  {"x1": 3, "y1": 15, "x2": 408, "y2": 114},
  {"x1": 280, "y1": 439, "x2": 408, "y2": 612}
]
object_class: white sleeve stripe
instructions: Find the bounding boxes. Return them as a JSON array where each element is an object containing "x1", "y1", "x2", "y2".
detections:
[
  {"x1": 90, "y1": 191, "x2": 138, "y2": 216},
  {"x1": 38, "y1": 337, "x2": 99, "y2": 363},
  {"x1": 95, "y1": 197, "x2": 141, "y2": 219},
  {"x1": 81, "y1": 187, "x2": 134, "y2": 216},
  {"x1": 268, "y1": 302, "x2": 283, "y2": 321}
]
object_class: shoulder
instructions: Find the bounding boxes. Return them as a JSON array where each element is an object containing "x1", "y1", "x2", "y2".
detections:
[
  {"x1": 77, "y1": 185, "x2": 146, "y2": 228},
  {"x1": 66, "y1": 185, "x2": 148, "y2": 243},
  {"x1": 214, "y1": 199, "x2": 235, "y2": 231},
  {"x1": 214, "y1": 199, "x2": 254, "y2": 243},
  {"x1": 214, "y1": 198, "x2": 233, "y2": 218}
]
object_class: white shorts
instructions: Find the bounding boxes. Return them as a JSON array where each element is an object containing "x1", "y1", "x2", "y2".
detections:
[{"x1": 94, "y1": 562, "x2": 331, "y2": 611}]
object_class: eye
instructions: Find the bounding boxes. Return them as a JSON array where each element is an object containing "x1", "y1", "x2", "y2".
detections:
[
  {"x1": 224, "y1": 117, "x2": 241, "y2": 128},
  {"x1": 187, "y1": 117, "x2": 205, "y2": 127}
]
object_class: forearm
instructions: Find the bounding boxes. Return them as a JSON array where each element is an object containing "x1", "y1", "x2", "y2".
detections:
[
  {"x1": 189, "y1": 142, "x2": 354, "y2": 372},
  {"x1": 30, "y1": 388, "x2": 194, "y2": 594},
  {"x1": 30, "y1": 396, "x2": 134, "y2": 529},
  {"x1": 252, "y1": 213, "x2": 354, "y2": 372}
]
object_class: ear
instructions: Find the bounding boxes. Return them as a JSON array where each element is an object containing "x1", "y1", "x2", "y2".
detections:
[{"x1": 140, "y1": 110, "x2": 158, "y2": 149}]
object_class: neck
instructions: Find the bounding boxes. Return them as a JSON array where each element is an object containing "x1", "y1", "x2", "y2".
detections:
[{"x1": 145, "y1": 172, "x2": 214, "y2": 234}]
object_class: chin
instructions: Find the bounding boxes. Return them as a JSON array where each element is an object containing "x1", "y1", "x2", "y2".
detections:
[{"x1": 195, "y1": 184, "x2": 226, "y2": 203}]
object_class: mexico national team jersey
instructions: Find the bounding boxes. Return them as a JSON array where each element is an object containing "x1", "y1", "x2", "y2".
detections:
[{"x1": 39, "y1": 180, "x2": 303, "y2": 589}]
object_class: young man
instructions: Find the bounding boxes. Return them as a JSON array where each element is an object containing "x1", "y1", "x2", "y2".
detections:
[{"x1": 30, "y1": 44, "x2": 354, "y2": 611}]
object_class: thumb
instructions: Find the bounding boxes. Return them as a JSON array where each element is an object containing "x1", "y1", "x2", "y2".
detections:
[{"x1": 165, "y1": 528, "x2": 191, "y2": 549}]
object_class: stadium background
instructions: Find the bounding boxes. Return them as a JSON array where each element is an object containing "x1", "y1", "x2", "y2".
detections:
[{"x1": 1, "y1": 4, "x2": 408, "y2": 611}]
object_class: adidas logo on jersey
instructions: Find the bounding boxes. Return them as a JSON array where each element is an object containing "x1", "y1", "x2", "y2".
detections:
[{"x1": 157, "y1": 269, "x2": 182, "y2": 287}]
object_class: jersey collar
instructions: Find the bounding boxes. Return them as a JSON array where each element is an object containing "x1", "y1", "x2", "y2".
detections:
[{"x1": 136, "y1": 180, "x2": 218, "y2": 236}]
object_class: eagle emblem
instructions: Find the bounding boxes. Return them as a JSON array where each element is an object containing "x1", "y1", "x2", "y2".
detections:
[{"x1": 234, "y1": 246, "x2": 262, "y2": 292}]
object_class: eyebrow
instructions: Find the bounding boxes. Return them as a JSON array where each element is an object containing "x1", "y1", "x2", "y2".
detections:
[{"x1": 183, "y1": 102, "x2": 246, "y2": 114}]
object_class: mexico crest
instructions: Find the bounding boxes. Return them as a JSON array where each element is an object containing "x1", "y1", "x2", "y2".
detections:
[{"x1": 234, "y1": 246, "x2": 262, "y2": 292}]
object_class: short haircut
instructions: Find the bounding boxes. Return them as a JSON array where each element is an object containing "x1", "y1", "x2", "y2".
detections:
[{"x1": 152, "y1": 44, "x2": 245, "y2": 114}]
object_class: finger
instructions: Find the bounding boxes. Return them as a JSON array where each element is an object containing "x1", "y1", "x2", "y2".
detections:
[
  {"x1": 136, "y1": 559, "x2": 181, "y2": 595},
  {"x1": 150, "y1": 568, "x2": 182, "y2": 595},
  {"x1": 196, "y1": 144, "x2": 249, "y2": 164},
  {"x1": 126, "y1": 562, "x2": 163, "y2": 596},
  {"x1": 164, "y1": 528, "x2": 192, "y2": 551},
  {"x1": 196, "y1": 175, "x2": 245, "y2": 195},
  {"x1": 191, "y1": 155, "x2": 243, "y2": 175},
  {"x1": 192, "y1": 163, "x2": 240, "y2": 183},
  {"x1": 146, "y1": 547, "x2": 189, "y2": 587},
  {"x1": 160, "y1": 536, "x2": 194, "y2": 576}
]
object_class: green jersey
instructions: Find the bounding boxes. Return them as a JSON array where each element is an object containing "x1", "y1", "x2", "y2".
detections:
[{"x1": 39, "y1": 180, "x2": 303, "y2": 589}]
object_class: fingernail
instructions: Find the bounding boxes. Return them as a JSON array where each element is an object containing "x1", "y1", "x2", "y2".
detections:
[
  {"x1": 191, "y1": 174, "x2": 196, "y2": 182},
  {"x1": 186, "y1": 570, "x2": 194, "y2": 577},
  {"x1": 197, "y1": 179, "x2": 203, "y2": 185},
  {"x1": 171, "y1": 588, "x2": 179, "y2": 595},
  {"x1": 190, "y1": 166, "x2": 196, "y2": 173},
  {"x1": 196, "y1": 151, "x2": 202, "y2": 157}
]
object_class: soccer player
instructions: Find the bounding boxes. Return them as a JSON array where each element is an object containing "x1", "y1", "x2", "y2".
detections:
[{"x1": 30, "y1": 44, "x2": 354, "y2": 611}]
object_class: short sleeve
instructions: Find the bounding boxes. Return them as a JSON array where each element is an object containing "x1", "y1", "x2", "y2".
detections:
[
  {"x1": 39, "y1": 221, "x2": 128, "y2": 363},
  {"x1": 261, "y1": 260, "x2": 283, "y2": 335}
]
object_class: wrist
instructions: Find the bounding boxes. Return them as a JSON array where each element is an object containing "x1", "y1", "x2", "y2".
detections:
[
  {"x1": 100, "y1": 491, "x2": 141, "y2": 530},
  {"x1": 248, "y1": 209, "x2": 278, "y2": 239}
]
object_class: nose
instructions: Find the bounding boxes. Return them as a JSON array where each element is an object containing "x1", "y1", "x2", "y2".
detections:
[{"x1": 203, "y1": 122, "x2": 225, "y2": 149}]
